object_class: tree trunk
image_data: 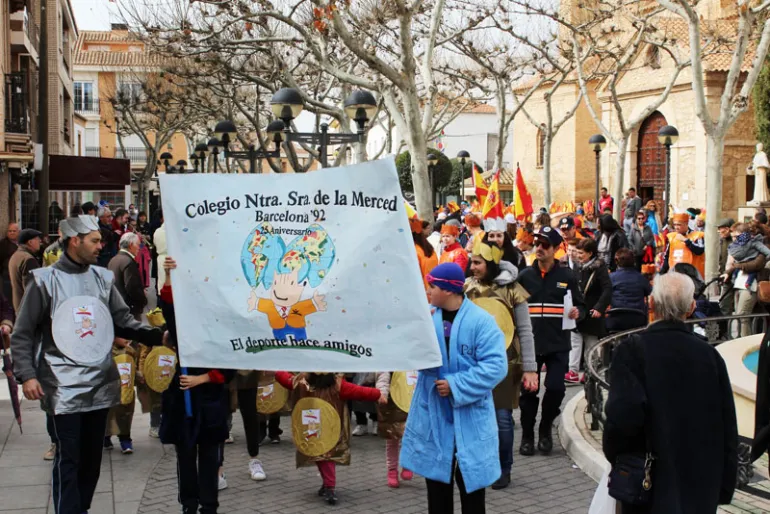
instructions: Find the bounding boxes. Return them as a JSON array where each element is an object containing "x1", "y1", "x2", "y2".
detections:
[
  {"x1": 494, "y1": 87, "x2": 507, "y2": 172},
  {"x1": 543, "y1": 135, "x2": 553, "y2": 206},
  {"x1": 704, "y1": 132, "x2": 726, "y2": 281},
  {"x1": 404, "y1": 95, "x2": 433, "y2": 220},
  {"x1": 613, "y1": 136, "x2": 629, "y2": 220}
]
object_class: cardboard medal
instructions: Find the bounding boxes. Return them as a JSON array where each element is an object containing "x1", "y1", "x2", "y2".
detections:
[
  {"x1": 471, "y1": 297, "x2": 514, "y2": 349},
  {"x1": 256, "y1": 379, "x2": 289, "y2": 414},
  {"x1": 143, "y1": 346, "x2": 178, "y2": 392},
  {"x1": 114, "y1": 353, "x2": 135, "y2": 405},
  {"x1": 291, "y1": 397, "x2": 340, "y2": 457},
  {"x1": 390, "y1": 371, "x2": 419, "y2": 413},
  {"x1": 52, "y1": 296, "x2": 113, "y2": 364},
  {"x1": 146, "y1": 308, "x2": 166, "y2": 328}
]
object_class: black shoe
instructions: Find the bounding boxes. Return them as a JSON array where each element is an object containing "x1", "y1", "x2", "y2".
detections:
[
  {"x1": 491, "y1": 473, "x2": 511, "y2": 490},
  {"x1": 103, "y1": 437, "x2": 113, "y2": 451},
  {"x1": 519, "y1": 438, "x2": 535, "y2": 456},
  {"x1": 324, "y1": 488, "x2": 338, "y2": 505},
  {"x1": 538, "y1": 434, "x2": 553, "y2": 455},
  {"x1": 317, "y1": 485, "x2": 327, "y2": 497}
]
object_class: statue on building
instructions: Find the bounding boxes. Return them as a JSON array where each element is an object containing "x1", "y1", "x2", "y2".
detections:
[{"x1": 747, "y1": 143, "x2": 770, "y2": 206}]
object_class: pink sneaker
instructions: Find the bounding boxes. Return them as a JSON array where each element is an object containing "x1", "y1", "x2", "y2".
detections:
[
  {"x1": 564, "y1": 370, "x2": 581, "y2": 385},
  {"x1": 401, "y1": 469, "x2": 414, "y2": 481},
  {"x1": 388, "y1": 469, "x2": 400, "y2": 488}
]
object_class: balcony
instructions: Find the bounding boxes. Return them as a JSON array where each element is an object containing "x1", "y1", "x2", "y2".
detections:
[
  {"x1": 75, "y1": 98, "x2": 99, "y2": 115},
  {"x1": 116, "y1": 147, "x2": 148, "y2": 163},
  {"x1": 5, "y1": 73, "x2": 29, "y2": 134},
  {"x1": 10, "y1": 8, "x2": 39, "y2": 63},
  {"x1": 85, "y1": 146, "x2": 101, "y2": 157}
]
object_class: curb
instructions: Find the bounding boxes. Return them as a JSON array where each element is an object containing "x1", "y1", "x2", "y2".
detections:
[{"x1": 558, "y1": 390, "x2": 610, "y2": 483}]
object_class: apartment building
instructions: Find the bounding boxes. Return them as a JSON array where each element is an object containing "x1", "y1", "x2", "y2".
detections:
[{"x1": 1, "y1": 0, "x2": 79, "y2": 234}]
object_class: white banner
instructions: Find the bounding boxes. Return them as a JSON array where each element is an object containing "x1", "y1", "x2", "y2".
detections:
[{"x1": 159, "y1": 158, "x2": 441, "y2": 371}]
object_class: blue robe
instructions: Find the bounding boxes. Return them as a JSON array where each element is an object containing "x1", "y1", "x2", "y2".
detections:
[{"x1": 400, "y1": 299, "x2": 507, "y2": 493}]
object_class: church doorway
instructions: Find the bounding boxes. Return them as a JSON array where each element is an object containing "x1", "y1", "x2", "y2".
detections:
[{"x1": 636, "y1": 111, "x2": 668, "y2": 208}]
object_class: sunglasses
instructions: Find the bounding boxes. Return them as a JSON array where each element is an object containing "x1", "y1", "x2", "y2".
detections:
[{"x1": 534, "y1": 240, "x2": 552, "y2": 249}]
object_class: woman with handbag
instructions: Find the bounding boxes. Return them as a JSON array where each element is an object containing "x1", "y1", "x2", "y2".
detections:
[
  {"x1": 603, "y1": 272, "x2": 738, "y2": 513},
  {"x1": 565, "y1": 238, "x2": 612, "y2": 385}
]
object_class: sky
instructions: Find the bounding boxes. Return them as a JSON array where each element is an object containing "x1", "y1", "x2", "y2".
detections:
[{"x1": 71, "y1": 0, "x2": 118, "y2": 31}]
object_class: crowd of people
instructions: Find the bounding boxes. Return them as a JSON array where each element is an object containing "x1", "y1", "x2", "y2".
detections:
[{"x1": 0, "y1": 185, "x2": 751, "y2": 513}]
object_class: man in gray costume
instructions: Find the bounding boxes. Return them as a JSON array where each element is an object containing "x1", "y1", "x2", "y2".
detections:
[{"x1": 11, "y1": 215, "x2": 164, "y2": 514}]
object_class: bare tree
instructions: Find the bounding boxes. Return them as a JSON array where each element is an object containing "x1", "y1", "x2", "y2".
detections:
[
  {"x1": 569, "y1": 1, "x2": 690, "y2": 220},
  {"x1": 656, "y1": 0, "x2": 770, "y2": 279}
]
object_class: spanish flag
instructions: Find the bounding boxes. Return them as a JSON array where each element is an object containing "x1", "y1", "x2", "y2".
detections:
[
  {"x1": 513, "y1": 167, "x2": 533, "y2": 221},
  {"x1": 447, "y1": 201, "x2": 461, "y2": 214},
  {"x1": 481, "y1": 170, "x2": 506, "y2": 232},
  {"x1": 472, "y1": 163, "x2": 488, "y2": 205}
]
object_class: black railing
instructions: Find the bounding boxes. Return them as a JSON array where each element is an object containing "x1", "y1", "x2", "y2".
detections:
[
  {"x1": 5, "y1": 72, "x2": 28, "y2": 134},
  {"x1": 583, "y1": 312, "x2": 768, "y2": 493},
  {"x1": 116, "y1": 147, "x2": 148, "y2": 162},
  {"x1": 75, "y1": 98, "x2": 99, "y2": 114},
  {"x1": 85, "y1": 146, "x2": 101, "y2": 157},
  {"x1": 584, "y1": 313, "x2": 768, "y2": 431}
]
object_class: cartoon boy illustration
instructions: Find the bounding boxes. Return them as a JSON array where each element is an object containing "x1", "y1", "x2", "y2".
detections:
[
  {"x1": 242, "y1": 223, "x2": 335, "y2": 343},
  {"x1": 73, "y1": 306, "x2": 96, "y2": 338}
]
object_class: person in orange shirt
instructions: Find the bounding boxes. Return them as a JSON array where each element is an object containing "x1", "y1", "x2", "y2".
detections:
[
  {"x1": 439, "y1": 221, "x2": 469, "y2": 271},
  {"x1": 661, "y1": 212, "x2": 705, "y2": 278},
  {"x1": 410, "y1": 215, "x2": 438, "y2": 292}
]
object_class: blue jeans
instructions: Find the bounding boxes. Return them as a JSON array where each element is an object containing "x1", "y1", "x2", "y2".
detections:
[{"x1": 496, "y1": 409, "x2": 514, "y2": 475}]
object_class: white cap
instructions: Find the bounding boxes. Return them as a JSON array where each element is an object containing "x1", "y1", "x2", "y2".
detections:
[{"x1": 60, "y1": 215, "x2": 99, "y2": 238}]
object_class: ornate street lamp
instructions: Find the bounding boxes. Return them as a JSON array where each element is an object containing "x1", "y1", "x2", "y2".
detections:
[
  {"x1": 658, "y1": 125, "x2": 679, "y2": 221},
  {"x1": 457, "y1": 150, "x2": 471, "y2": 202},
  {"x1": 269, "y1": 88, "x2": 377, "y2": 168},
  {"x1": 208, "y1": 121, "x2": 281, "y2": 173},
  {"x1": 589, "y1": 134, "x2": 607, "y2": 215}
]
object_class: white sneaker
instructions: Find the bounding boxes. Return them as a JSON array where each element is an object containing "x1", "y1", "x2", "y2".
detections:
[
  {"x1": 371, "y1": 421, "x2": 378, "y2": 435},
  {"x1": 352, "y1": 424, "x2": 368, "y2": 436},
  {"x1": 148, "y1": 426, "x2": 160, "y2": 439},
  {"x1": 249, "y1": 458, "x2": 267, "y2": 481},
  {"x1": 218, "y1": 472, "x2": 228, "y2": 490},
  {"x1": 225, "y1": 432, "x2": 234, "y2": 444}
]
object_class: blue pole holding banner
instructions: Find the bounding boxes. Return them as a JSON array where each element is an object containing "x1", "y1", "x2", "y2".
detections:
[{"x1": 181, "y1": 367, "x2": 193, "y2": 418}]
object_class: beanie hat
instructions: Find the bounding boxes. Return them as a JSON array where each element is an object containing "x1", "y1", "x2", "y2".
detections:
[{"x1": 426, "y1": 263, "x2": 465, "y2": 295}]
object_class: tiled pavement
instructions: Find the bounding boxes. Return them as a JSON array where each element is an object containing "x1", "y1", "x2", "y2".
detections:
[
  {"x1": 0, "y1": 385, "x2": 597, "y2": 513},
  {"x1": 138, "y1": 387, "x2": 596, "y2": 514}
]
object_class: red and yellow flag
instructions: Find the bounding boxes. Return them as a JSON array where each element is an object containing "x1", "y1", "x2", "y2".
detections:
[
  {"x1": 513, "y1": 167, "x2": 533, "y2": 221},
  {"x1": 482, "y1": 170, "x2": 505, "y2": 223},
  {"x1": 472, "y1": 163, "x2": 488, "y2": 205}
]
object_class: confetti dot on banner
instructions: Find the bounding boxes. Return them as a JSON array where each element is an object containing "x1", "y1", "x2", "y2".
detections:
[
  {"x1": 398, "y1": 228, "x2": 404, "y2": 232},
  {"x1": 335, "y1": 296, "x2": 341, "y2": 300},
  {"x1": 387, "y1": 325, "x2": 392, "y2": 329},
  {"x1": 204, "y1": 277, "x2": 209, "y2": 282},
  {"x1": 341, "y1": 309, "x2": 346, "y2": 313},
  {"x1": 363, "y1": 263, "x2": 367, "y2": 268},
  {"x1": 386, "y1": 279, "x2": 390, "y2": 283},
  {"x1": 182, "y1": 228, "x2": 189, "y2": 232}
]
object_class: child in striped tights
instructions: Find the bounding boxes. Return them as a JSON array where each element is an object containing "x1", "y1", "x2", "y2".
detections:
[{"x1": 376, "y1": 372, "x2": 414, "y2": 488}]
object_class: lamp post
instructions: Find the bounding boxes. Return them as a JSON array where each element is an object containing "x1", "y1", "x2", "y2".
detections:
[
  {"x1": 428, "y1": 153, "x2": 439, "y2": 208},
  {"x1": 588, "y1": 134, "x2": 607, "y2": 215},
  {"x1": 457, "y1": 150, "x2": 470, "y2": 202},
  {"x1": 209, "y1": 119, "x2": 283, "y2": 173},
  {"x1": 207, "y1": 137, "x2": 221, "y2": 173},
  {"x1": 270, "y1": 88, "x2": 376, "y2": 169},
  {"x1": 658, "y1": 125, "x2": 679, "y2": 222},
  {"x1": 189, "y1": 142, "x2": 209, "y2": 173}
]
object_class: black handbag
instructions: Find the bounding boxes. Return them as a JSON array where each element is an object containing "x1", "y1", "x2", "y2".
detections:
[{"x1": 607, "y1": 335, "x2": 655, "y2": 506}]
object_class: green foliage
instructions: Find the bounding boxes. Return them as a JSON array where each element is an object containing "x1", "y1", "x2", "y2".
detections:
[
  {"x1": 395, "y1": 150, "x2": 454, "y2": 193},
  {"x1": 754, "y1": 61, "x2": 770, "y2": 150}
]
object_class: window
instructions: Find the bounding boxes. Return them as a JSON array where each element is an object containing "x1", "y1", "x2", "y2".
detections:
[
  {"x1": 87, "y1": 45, "x2": 111, "y2": 52},
  {"x1": 118, "y1": 82, "x2": 142, "y2": 103},
  {"x1": 536, "y1": 127, "x2": 546, "y2": 168},
  {"x1": 74, "y1": 82, "x2": 94, "y2": 112}
]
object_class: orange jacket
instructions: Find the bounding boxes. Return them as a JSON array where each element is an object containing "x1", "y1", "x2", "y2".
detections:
[{"x1": 415, "y1": 244, "x2": 439, "y2": 292}]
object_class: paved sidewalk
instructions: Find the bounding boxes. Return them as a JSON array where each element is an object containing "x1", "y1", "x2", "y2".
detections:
[
  {"x1": 0, "y1": 384, "x2": 595, "y2": 514},
  {"x1": 0, "y1": 393, "x2": 165, "y2": 514}
]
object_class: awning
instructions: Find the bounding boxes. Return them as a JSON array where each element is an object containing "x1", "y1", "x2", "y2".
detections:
[{"x1": 49, "y1": 155, "x2": 131, "y2": 191}]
